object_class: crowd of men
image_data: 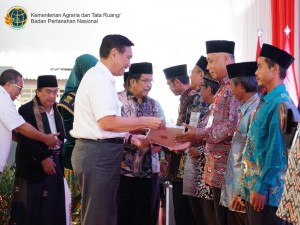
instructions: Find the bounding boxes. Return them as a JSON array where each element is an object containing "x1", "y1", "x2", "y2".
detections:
[{"x1": 0, "y1": 34, "x2": 299, "y2": 225}]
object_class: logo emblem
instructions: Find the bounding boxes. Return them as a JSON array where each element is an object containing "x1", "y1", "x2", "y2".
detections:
[{"x1": 5, "y1": 6, "x2": 28, "y2": 29}]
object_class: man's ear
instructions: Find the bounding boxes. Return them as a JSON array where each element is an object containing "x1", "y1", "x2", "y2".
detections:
[
  {"x1": 272, "y1": 63, "x2": 280, "y2": 75},
  {"x1": 207, "y1": 85, "x2": 213, "y2": 95},
  {"x1": 110, "y1": 48, "x2": 117, "y2": 59},
  {"x1": 129, "y1": 77, "x2": 136, "y2": 87},
  {"x1": 223, "y1": 53, "x2": 230, "y2": 65}
]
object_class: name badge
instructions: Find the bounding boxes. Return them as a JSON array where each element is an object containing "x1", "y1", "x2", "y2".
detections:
[
  {"x1": 189, "y1": 112, "x2": 200, "y2": 127},
  {"x1": 205, "y1": 115, "x2": 214, "y2": 129}
]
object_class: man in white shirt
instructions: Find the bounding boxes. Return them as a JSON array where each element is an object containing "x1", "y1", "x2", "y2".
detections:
[
  {"x1": 71, "y1": 34, "x2": 164, "y2": 225},
  {"x1": 0, "y1": 69, "x2": 60, "y2": 173}
]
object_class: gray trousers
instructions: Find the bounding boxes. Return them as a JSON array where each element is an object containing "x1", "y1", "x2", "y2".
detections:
[{"x1": 72, "y1": 139, "x2": 123, "y2": 225}]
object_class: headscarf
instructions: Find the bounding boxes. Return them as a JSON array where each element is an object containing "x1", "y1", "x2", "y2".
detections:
[
  {"x1": 58, "y1": 54, "x2": 98, "y2": 169},
  {"x1": 63, "y1": 54, "x2": 98, "y2": 93}
]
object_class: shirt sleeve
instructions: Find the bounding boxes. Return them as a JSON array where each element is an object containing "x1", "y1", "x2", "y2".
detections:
[
  {"x1": 0, "y1": 96, "x2": 25, "y2": 131},
  {"x1": 252, "y1": 106, "x2": 287, "y2": 195}
]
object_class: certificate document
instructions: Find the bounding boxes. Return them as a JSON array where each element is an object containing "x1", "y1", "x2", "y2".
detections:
[{"x1": 146, "y1": 126, "x2": 185, "y2": 148}]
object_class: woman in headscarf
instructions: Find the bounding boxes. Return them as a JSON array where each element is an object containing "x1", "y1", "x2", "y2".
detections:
[
  {"x1": 57, "y1": 54, "x2": 98, "y2": 224},
  {"x1": 58, "y1": 54, "x2": 98, "y2": 169}
]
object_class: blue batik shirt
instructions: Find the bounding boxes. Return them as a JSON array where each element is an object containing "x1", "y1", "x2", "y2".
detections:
[{"x1": 241, "y1": 84, "x2": 293, "y2": 207}]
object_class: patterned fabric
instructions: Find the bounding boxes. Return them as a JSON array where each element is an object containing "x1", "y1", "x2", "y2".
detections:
[
  {"x1": 64, "y1": 168, "x2": 81, "y2": 225},
  {"x1": 183, "y1": 147, "x2": 213, "y2": 200},
  {"x1": 277, "y1": 127, "x2": 300, "y2": 224},
  {"x1": 167, "y1": 88, "x2": 199, "y2": 182},
  {"x1": 185, "y1": 89, "x2": 208, "y2": 125},
  {"x1": 220, "y1": 93, "x2": 260, "y2": 211},
  {"x1": 196, "y1": 77, "x2": 239, "y2": 188},
  {"x1": 183, "y1": 106, "x2": 213, "y2": 200},
  {"x1": 241, "y1": 84, "x2": 291, "y2": 207},
  {"x1": 57, "y1": 97, "x2": 76, "y2": 170},
  {"x1": 178, "y1": 89, "x2": 208, "y2": 178},
  {"x1": 118, "y1": 90, "x2": 160, "y2": 178}
]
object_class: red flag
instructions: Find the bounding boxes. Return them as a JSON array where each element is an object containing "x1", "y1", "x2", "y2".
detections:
[
  {"x1": 284, "y1": 34, "x2": 299, "y2": 108},
  {"x1": 256, "y1": 35, "x2": 262, "y2": 61}
]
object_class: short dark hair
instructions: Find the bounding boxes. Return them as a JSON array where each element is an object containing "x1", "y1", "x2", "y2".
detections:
[
  {"x1": 231, "y1": 76, "x2": 257, "y2": 92},
  {"x1": 203, "y1": 79, "x2": 220, "y2": 95},
  {"x1": 99, "y1": 34, "x2": 134, "y2": 58},
  {"x1": 169, "y1": 76, "x2": 190, "y2": 85},
  {"x1": 126, "y1": 74, "x2": 142, "y2": 87},
  {"x1": 0, "y1": 69, "x2": 23, "y2": 86},
  {"x1": 264, "y1": 57, "x2": 287, "y2": 79}
]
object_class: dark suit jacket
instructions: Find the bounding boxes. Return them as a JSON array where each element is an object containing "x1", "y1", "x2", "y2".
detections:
[{"x1": 15, "y1": 100, "x2": 65, "y2": 182}]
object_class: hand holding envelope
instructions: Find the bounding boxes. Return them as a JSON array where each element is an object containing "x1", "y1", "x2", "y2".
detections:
[
  {"x1": 146, "y1": 125, "x2": 185, "y2": 149},
  {"x1": 162, "y1": 123, "x2": 196, "y2": 151},
  {"x1": 131, "y1": 134, "x2": 151, "y2": 149},
  {"x1": 174, "y1": 123, "x2": 197, "y2": 143}
]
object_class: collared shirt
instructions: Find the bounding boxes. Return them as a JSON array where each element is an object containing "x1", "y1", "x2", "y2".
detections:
[
  {"x1": 196, "y1": 76, "x2": 239, "y2": 188},
  {"x1": 220, "y1": 93, "x2": 260, "y2": 211},
  {"x1": 0, "y1": 86, "x2": 25, "y2": 172},
  {"x1": 118, "y1": 90, "x2": 163, "y2": 178},
  {"x1": 47, "y1": 107, "x2": 61, "y2": 149},
  {"x1": 241, "y1": 84, "x2": 291, "y2": 207},
  {"x1": 71, "y1": 61, "x2": 126, "y2": 139}
]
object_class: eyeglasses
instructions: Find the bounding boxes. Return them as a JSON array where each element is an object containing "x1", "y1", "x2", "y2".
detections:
[
  {"x1": 11, "y1": 82, "x2": 23, "y2": 90},
  {"x1": 200, "y1": 84, "x2": 207, "y2": 87},
  {"x1": 137, "y1": 79, "x2": 154, "y2": 84}
]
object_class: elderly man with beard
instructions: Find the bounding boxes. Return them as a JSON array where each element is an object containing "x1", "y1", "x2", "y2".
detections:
[{"x1": 117, "y1": 62, "x2": 165, "y2": 225}]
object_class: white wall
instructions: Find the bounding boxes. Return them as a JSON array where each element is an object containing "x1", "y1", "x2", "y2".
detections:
[{"x1": 2, "y1": 0, "x2": 295, "y2": 122}]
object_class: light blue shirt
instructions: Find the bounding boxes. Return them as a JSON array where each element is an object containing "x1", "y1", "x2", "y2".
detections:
[{"x1": 220, "y1": 93, "x2": 260, "y2": 211}]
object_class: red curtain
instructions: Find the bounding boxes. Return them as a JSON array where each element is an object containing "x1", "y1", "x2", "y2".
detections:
[{"x1": 271, "y1": 0, "x2": 295, "y2": 56}]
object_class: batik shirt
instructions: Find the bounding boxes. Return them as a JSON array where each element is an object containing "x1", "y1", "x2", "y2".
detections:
[
  {"x1": 220, "y1": 93, "x2": 260, "y2": 211},
  {"x1": 168, "y1": 88, "x2": 199, "y2": 182},
  {"x1": 196, "y1": 76, "x2": 239, "y2": 188},
  {"x1": 178, "y1": 89, "x2": 208, "y2": 178},
  {"x1": 241, "y1": 84, "x2": 291, "y2": 207},
  {"x1": 277, "y1": 125, "x2": 300, "y2": 224},
  {"x1": 118, "y1": 90, "x2": 160, "y2": 178},
  {"x1": 183, "y1": 104, "x2": 213, "y2": 200}
]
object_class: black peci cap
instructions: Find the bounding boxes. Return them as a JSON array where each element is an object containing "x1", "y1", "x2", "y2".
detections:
[
  {"x1": 206, "y1": 40, "x2": 235, "y2": 55},
  {"x1": 196, "y1": 56, "x2": 208, "y2": 72},
  {"x1": 129, "y1": 62, "x2": 153, "y2": 75},
  {"x1": 259, "y1": 43, "x2": 295, "y2": 70},
  {"x1": 37, "y1": 75, "x2": 58, "y2": 88},
  {"x1": 203, "y1": 74, "x2": 219, "y2": 85},
  {"x1": 227, "y1": 62, "x2": 257, "y2": 79},
  {"x1": 163, "y1": 64, "x2": 188, "y2": 79}
]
